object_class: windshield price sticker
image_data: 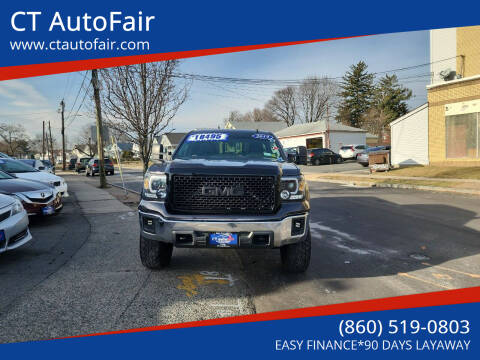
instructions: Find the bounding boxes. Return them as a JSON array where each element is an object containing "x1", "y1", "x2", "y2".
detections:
[
  {"x1": 187, "y1": 133, "x2": 228, "y2": 142},
  {"x1": 252, "y1": 133, "x2": 275, "y2": 141}
]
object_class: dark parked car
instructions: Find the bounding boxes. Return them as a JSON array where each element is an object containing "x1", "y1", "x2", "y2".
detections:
[
  {"x1": 68, "y1": 158, "x2": 77, "y2": 170},
  {"x1": 85, "y1": 158, "x2": 115, "y2": 176},
  {"x1": 75, "y1": 157, "x2": 92, "y2": 173},
  {"x1": 284, "y1": 146, "x2": 307, "y2": 165},
  {"x1": 357, "y1": 145, "x2": 391, "y2": 167},
  {"x1": 307, "y1": 148, "x2": 343, "y2": 165}
]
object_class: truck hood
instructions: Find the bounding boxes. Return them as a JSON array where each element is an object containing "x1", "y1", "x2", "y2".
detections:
[{"x1": 162, "y1": 159, "x2": 300, "y2": 177}]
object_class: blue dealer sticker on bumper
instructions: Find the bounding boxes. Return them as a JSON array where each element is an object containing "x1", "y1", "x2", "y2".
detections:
[{"x1": 209, "y1": 233, "x2": 238, "y2": 247}]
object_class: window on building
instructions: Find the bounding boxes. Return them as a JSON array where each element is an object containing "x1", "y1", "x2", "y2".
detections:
[{"x1": 445, "y1": 112, "x2": 479, "y2": 158}]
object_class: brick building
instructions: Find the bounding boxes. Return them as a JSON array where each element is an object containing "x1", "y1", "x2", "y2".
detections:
[{"x1": 427, "y1": 25, "x2": 480, "y2": 166}]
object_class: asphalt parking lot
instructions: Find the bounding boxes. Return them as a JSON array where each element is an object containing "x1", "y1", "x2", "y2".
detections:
[{"x1": 1, "y1": 171, "x2": 479, "y2": 342}]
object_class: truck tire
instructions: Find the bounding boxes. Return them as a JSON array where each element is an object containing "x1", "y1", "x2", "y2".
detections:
[
  {"x1": 139, "y1": 235, "x2": 173, "y2": 269},
  {"x1": 280, "y1": 229, "x2": 311, "y2": 273}
]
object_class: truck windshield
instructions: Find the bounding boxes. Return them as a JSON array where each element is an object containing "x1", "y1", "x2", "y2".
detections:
[{"x1": 174, "y1": 132, "x2": 286, "y2": 162}]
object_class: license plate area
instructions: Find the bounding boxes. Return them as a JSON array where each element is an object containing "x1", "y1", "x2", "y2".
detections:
[
  {"x1": 209, "y1": 232, "x2": 238, "y2": 248},
  {"x1": 42, "y1": 206, "x2": 55, "y2": 216}
]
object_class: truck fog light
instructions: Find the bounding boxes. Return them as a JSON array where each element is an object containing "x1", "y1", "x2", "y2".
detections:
[
  {"x1": 157, "y1": 190, "x2": 167, "y2": 199},
  {"x1": 280, "y1": 190, "x2": 290, "y2": 200}
]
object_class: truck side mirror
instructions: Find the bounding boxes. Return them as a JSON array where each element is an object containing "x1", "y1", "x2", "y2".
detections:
[{"x1": 287, "y1": 153, "x2": 296, "y2": 163}]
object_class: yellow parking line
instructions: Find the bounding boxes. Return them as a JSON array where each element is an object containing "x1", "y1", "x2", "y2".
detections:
[
  {"x1": 421, "y1": 262, "x2": 480, "y2": 279},
  {"x1": 398, "y1": 272, "x2": 452, "y2": 290}
]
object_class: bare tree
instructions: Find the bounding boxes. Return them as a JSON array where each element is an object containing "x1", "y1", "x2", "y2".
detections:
[
  {"x1": 266, "y1": 86, "x2": 297, "y2": 126},
  {"x1": 0, "y1": 123, "x2": 30, "y2": 156},
  {"x1": 101, "y1": 61, "x2": 190, "y2": 173},
  {"x1": 251, "y1": 107, "x2": 278, "y2": 122},
  {"x1": 224, "y1": 110, "x2": 244, "y2": 126},
  {"x1": 297, "y1": 77, "x2": 338, "y2": 123},
  {"x1": 73, "y1": 124, "x2": 96, "y2": 157},
  {"x1": 361, "y1": 107, "x2": 388, "y2": 144}
]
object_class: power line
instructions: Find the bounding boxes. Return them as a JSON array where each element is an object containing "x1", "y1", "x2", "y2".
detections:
[
  {"x1": 66, "y1": 83, "x2": 90, "y2": 129},
  {"x1": 65, "y1": 71, "x2": 88, "y2": 120},
  {"x1": 171, "y1": 56, "x2": 458, "y2": 85}
]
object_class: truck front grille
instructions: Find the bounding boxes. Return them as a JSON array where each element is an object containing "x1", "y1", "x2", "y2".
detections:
[{"x1": 170, "y1": 175, "x2": 278, "y2": 215}]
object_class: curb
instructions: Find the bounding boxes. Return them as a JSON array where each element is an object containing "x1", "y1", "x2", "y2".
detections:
[
  {"x1": 107, "y1": 182, "x2": 141, "y2": 195},
  {"x1": 305, "y1": 176, "x2": 480, "y2": 196}
]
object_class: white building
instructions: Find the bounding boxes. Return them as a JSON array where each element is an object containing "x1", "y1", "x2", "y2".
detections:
[
  {"x1": 430, "y1": 28, "x2": 458, "y2": 85},
  {"x1": 152, "y1": 133, "x2": 188, "y2": 161},
  {"x1": 389, "y1": 103, "x2": 429, "y2": 166},
  {"x1": 275, "y1": 121, "x2": 367, "y2": 153}
]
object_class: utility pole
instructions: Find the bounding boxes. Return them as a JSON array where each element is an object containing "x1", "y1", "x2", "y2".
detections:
[
  {"x1": 60, "y1": 100, "x2": 66, "y2": 170},
  {"x1": 48, "y1": 121, "x2": 54, "y2": 165},
  {"x1": 88, "y1": 137, "x2": 93, "y2": 157},
  {"x1": 42, "y1": 121, "x2": 45, "y2": 160},
  {"x1": 91, "y1": 69, "x2": 107, "y2": 188},
  {"x1": 326, "y1": 103, "x2": 330, "y2": 149}
]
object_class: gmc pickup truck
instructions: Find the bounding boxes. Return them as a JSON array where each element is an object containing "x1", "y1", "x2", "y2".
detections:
[{"x1": 138, "y1": 129, "x2": 311, "y2": 272}]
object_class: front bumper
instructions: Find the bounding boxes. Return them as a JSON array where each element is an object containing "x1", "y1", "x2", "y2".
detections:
[
  {"x1": 139, "y1": 205, "x2": 309, "y2": 248},
  {"x1": 0, "y1": 210, "x2": 32, "y2": 253},
  {"x1": 22, "y1": 196, "x2": 63, "y2": 216},
  {"x1": 56, "y1": 182, "x2": 68, "y2": 197}
]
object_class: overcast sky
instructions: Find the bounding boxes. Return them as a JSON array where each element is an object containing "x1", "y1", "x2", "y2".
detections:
[{"x1": 0, "y1": 30, "x2": 429, "y2": 148}]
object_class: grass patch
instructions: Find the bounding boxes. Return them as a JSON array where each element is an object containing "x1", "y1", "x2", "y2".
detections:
[
  {"x1": 312, "y1": 174, "x2": 480, "y2": 191},
  {"x1": 377, "y1": 166, "x2": 480, "y2": 180}
]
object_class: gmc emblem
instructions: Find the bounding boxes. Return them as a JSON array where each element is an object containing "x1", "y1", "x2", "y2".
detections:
[{"x1": 201, "y1": 185, "x2": 244, "y2": 196}]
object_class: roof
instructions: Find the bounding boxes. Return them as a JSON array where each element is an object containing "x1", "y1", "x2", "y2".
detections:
[
  {"x1": 163, "y1": 132, "x2": 188, "y2": 146},
  {"x1": 389, "y1": 103, "x2": 428, "y2": 127},
  {"x1": 426, "y1": 74, "x2": 480, "y2": 90},
  {"x1": 275, "y1": 120, "x2": 366, "y2": 138},
  {"x1": 115, "y1": 142, "x2": 133, "y2": 151},
  {"x1": 227, "y1": 120, "x2": 286, "y2": 133}
]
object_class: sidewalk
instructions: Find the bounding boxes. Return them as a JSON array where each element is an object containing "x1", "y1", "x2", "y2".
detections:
[{"x1": 65, "y1": 175, "x2": 132, "y2": 214}]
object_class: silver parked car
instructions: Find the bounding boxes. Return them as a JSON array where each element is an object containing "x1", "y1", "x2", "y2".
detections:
[
  {"x1": 357, "y1": 145, "x2": 391, "y2": 167},
  {"x1": 0, "y1": 193, "x2": 32, "y2": 253},
  {"x1": 339, "y1": 144, "x2": 367, "y2": 160}
]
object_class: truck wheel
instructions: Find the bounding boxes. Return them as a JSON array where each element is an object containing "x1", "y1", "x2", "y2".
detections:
[
  {"x1": 139, "y1": 235, "x2": 173, "y2": 269},
  {"x1": 280, "y1": 230, "x2": 311, "y2": 273}
]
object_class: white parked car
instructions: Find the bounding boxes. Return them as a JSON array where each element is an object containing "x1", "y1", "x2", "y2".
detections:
[
  {"x1": 339, "y1": 144, "x2": 367, "y2": 160},
  {"x1": 0, "y1": 158, "x2": 68, "y2": 197},
  {"x1": 0, "y1": 193, "x2": 32, "y2": 253},
  {"x1": 19, "y1": 159, "x2": 55, "y2": 174}
]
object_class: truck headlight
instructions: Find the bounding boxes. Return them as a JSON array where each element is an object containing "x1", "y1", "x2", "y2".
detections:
[
  {"x1": 11, "y1": 199, "x2": 24, "y2": 215},
  {"x1": 280, "y1": 175, "x2": 306, "y2": 201},
  {"x1": 143, "y1": 172, "x2": 167, "y2": 200}
]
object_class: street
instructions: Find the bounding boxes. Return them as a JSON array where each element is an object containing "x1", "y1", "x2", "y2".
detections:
[{"x1": 1, "y1": 173, "x2": 480, "y2": 343}]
